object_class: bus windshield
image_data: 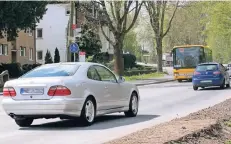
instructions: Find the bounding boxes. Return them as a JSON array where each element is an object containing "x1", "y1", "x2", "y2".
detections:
[{"x1": 173, "y1": 47, "x2": 203, "y2": 69}]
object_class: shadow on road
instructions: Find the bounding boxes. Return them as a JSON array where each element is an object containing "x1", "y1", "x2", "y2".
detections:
[
  {"x1": 19, "y1": 114, "x2": 159, "y2": 131},
  {"x1": 199, "y1": 87, "x2": 231, "y2": 91}
]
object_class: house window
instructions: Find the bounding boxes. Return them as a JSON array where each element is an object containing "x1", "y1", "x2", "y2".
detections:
[
  {"x1": 0, "y1": 44, "x2": 8, "y2": 55},
  {"x1": 0, "y1": 44, "x2": 2, "y2": 55},
  {"x1": 37, "y1": 51, "x2": 43, "y2": 60},
  {"x1": 37, "y1": 28, "x2": 43, "y2": 38},
  {"x1": 3, "y1": 44, "x2": 8, "y2": 55},
  {"x1": 29, "y1": 48, "x2": 33, "y2": 60},
  {"x1": 20, "y1": 46, "x2": 26, "y2": 56},
  {"x1": 26, "y1": 28, "x2": 33, "y2": 36}
]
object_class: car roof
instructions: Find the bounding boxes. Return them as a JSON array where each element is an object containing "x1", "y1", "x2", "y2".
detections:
[
  {"x1": 42, "y1": 62, "x2": 105, "y2": 67},
  {"x1": 198, "y1": 62, "x2": 219, "y2": 66}
]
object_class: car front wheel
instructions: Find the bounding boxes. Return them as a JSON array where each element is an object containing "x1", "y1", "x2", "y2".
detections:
[
  {"x1": 15, "y1": 118, "x2": 33, "y2": 127},
  {"x1": 124, "y1": 93, "x2": 138, "y2": 117}
]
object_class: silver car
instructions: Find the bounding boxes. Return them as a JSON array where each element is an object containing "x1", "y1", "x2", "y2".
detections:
[
  {"x1": 227, "y1": 64, "x2": 231, "y2": 77},
  {"x1": 2, "y1": 62, "x2": 140, "y2": 127}
]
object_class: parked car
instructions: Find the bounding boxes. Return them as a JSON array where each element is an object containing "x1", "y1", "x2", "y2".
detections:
[
  {"x1": 2, "y1": 62, "x2": 140, "y2": 127},
  {"x1": 192, "y1": 62, "x2": 230, "y2": 90},
  {"x1": 227, "y1": 63, "x2": 231, "y2": 77}
]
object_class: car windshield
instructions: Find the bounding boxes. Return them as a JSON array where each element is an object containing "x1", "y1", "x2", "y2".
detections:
[
  {"x1": 196, "y1": 64, "x2": 218, "y2": 71},
  {"x1": 20, "y1": 64, "x2": 80, "y2": 78}
]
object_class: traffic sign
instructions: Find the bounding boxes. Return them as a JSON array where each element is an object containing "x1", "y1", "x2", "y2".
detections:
[
  {"x1": 79, "y1": 51, "x2": 86, "y2": 62},
  {"x1": 70, "y1": 43, "x2": 79, "y2": 53},
  {"x1": 79, "y1": 51, "x2": 86, "y2": 55},
  {"x1": 72, "y1": 24, "x2": 77, "y2": 30}
]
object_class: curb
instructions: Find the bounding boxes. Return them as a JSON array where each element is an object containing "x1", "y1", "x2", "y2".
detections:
[{"x1": 135, "y1": 79, "x2": 175, "y2": 86}]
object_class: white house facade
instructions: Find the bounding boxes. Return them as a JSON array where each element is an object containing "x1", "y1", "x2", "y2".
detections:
[
  {"x1": 36, "y1": 4, "x2": 70, "y2": 64},
  {"x1": 98, "y1": 26, "x2": 114, "y2": 55}
]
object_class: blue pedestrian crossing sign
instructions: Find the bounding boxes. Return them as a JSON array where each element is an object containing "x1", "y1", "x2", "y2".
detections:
[{"x1": 70, "y1": 43, "x2": 79, "y2": 53}]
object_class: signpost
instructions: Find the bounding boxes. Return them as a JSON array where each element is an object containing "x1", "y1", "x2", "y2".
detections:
[
  {"x1": 79, "y1": 51, "x2": 86, "y2": 62},
  {"x1": 70, "y1": 43, "x2": 79, "y2": 62}
]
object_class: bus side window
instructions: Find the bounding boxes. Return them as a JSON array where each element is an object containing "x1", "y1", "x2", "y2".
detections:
[
  {"x1": 199, "y1": 48, "x2": 206, "y2": 63},
  {"x1": 208, "y1": 50, "x2": 212, "y2": 61}
]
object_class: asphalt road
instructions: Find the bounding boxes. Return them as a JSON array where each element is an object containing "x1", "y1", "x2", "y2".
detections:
[{"x1": 0, "y1": 81, "x2": 231, "y2": 144}]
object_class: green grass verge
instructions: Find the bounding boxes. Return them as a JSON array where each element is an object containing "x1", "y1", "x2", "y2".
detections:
[{"x1": 124, "y1": 72, "x2": 165, "y2": 81}]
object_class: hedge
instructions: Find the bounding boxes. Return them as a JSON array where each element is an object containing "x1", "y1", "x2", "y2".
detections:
[
  {"x1": 92, "y1": 52, "x2": 137, "y2": 70},
  {"x1": 0, "y1": 63, "x2": 41, "y2": 78},
  {"x1": 124, "y1": 69, "x2": 157, "y2": 76}
]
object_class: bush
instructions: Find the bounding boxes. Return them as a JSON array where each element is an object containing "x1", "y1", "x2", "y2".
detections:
[
  {"x1": 22, "y1": 63, "x2": 41, "y2": 74},
  {"x1": 124, "y1": 69, "x2": 157, "y2": 76},
  {"x1": 123, "y1": 54, "x2": 136, "y2": 69},
  {"x1": 0, "y1": 63, "x2": 42, "y2": 78},
  {"x1": 92, "y1": 52, "x2": 110, "y2": 63},
  {"x1": 1, "y1": 63, "x2": 23, "y2": 78}
]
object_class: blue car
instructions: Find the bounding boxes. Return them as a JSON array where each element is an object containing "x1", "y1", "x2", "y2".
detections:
[{"x1": 192, "y1": 62, "x2": 230, "y2": 90}]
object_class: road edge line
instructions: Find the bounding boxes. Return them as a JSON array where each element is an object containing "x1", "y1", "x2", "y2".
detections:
[{"x1": 135, "y1": 79, "x2": 175, "y2": 86}]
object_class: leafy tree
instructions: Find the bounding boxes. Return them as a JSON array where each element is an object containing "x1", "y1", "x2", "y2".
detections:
[
  {"x1": 45, "y1": 50, "x2": 53, "y2": 64},
  {"x1": 54, "y1": 47, "x2": 60, "y2": 63},
  {"x1": 145, "y1": 1, "x2": 179, "y2": 72},
  {"x1": 202, "y1": 1, "x2": 231, "y2": 63},
  {"x1": 0, "y1": 1, "x2": 48, "y2": 40},
  {"x1": 78, "y1": 24, "x2": 101, "y2": 57},
  {"x1": 80, "y1": 1, "x2": 143, "y2": 76},
  {"x1": 163, "y1": 2, "x2": 206, "y2": 52}
]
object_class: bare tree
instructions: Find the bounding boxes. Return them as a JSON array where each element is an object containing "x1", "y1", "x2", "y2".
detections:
[
  {"x1": 144, "y1": 1, "x2": 179, "y2": 72},
  {"x1": 80, "y1": 1, "x2": 143, "y2": 76}
]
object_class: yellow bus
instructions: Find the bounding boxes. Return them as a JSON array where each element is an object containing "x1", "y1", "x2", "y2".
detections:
[{"x1": 171, "y1": 45, "x2": 212, "y2": 82}]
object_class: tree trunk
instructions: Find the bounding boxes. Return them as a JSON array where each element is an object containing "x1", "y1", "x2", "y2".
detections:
[
  {"x1": 156, "y1": 38, "x2": 163, "y2": 72},
  {"x1": 113, "y1": 40, "x2": 124, "y2": 76}
]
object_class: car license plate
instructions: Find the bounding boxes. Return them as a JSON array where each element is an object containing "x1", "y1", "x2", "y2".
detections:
[
  {"x1": 20, "y1": 88, "x2": 44, "y2": 95},
  {"x1": 200, "y1": 80, "x2": 212, "y2": 83}
]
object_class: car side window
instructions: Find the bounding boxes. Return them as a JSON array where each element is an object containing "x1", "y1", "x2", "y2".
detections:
[
  {"x1": 94, "y1": 65, "x2": 117, "y2": 83},
  {"x1": 87, "y1": 67, "x2": 101, "y2": 81}
]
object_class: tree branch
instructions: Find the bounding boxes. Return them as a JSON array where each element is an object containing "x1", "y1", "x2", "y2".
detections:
[
  {"x1": 100, "y1": 0, "x2": 116, "y2": 33},
  {"x1": 109, "y1": 2, "x2": 117, "y2": 23},
  {"x1": 160, "y1": 1, "x2": 167, "y2": 37},
  {"x1": 120, "y1": 1, "x2": 133, "y2": 22},
  {"x1": 124, "y1": 1, "x2": 143, "y2": 34},
  {"x1": 162, "y1": 1, "x2": 179, "y2": 37}
]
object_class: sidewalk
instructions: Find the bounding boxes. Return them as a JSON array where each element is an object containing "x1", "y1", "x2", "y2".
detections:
[{"x1": 129, "y1": 75, "x2": 175, "y2": 86}]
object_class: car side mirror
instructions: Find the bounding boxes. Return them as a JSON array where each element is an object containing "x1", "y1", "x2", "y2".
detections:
[{"x1": 118, "y1": 76, "x2": 125, "y2": 83}]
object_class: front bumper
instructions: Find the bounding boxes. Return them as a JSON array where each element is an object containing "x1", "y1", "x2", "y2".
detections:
[
  {"x1": 1, "y1": 97, "x2": 85, "y2": 117},
  {"x1": 192, "y1": 78, "x2": 223, "y2": 87}
]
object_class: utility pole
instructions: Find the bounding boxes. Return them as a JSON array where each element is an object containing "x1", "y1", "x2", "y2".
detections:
[{"x1": 67, "y1": 1, "x2": 75, "y2": 62}]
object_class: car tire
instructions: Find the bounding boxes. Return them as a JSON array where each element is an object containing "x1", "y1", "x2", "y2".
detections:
[
  {"x1": 15, "y1": 118, "x2": 33, "y2": 127},
  {"x1": 80, "y1": 97, "x2": 96, "y2": 126},
  {"x1": 178, "y1": 80, "x2": 182, "y2": 83},
  {"x1": 226, "y1": 83, "x2": 230, "y2": 88},
  {"x1": 220, "y1": 79, "x2": 225, "y2": 89},
  {"x1": 124, "y1": 93, "x2": 139, "y2": 117},
  {"x1": 193, "y1": 86, "x2": 198, "y2": 90}
]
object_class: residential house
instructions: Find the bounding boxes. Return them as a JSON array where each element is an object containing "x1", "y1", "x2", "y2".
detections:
[
  {"x1": 36, "y1": 3, "x2": 71, "y2": 64},
  {"x1": 0, "y1": 29, "x2": 36, "y2": 65}
]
